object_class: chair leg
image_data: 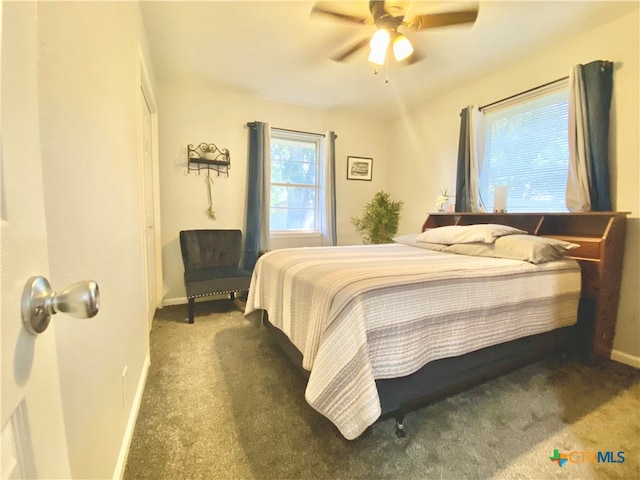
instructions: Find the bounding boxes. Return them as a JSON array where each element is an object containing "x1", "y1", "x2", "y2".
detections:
[{"x1": 188, "y1": 298, "x2": 195, "y2": 324}]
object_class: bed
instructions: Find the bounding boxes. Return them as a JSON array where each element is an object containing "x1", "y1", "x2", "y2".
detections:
[{"x1": 244, "y1": 212, "x2": 627, "y2": 440}]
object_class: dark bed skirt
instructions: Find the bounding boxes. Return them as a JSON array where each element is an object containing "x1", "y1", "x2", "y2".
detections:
[
  {"x1": 376, "y1": 326, "x2": 576, "y2": 419},
  {"x1": 260, "y1": 300, "x2": 592, "y2": 425}
]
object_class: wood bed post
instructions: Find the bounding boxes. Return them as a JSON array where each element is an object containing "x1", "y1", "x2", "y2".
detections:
[{"x1": 588, "y1": 214, "x2": 627, "y2": 359}]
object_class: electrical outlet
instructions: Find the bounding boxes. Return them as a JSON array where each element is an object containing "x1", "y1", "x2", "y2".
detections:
[{"x1": 121, "y1": 366, "x2": 128, "y2": 406}]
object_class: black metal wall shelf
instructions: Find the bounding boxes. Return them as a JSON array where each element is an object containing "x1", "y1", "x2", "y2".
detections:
[{"x1": 187, "y1": 143, "x2": 230, "y2": 176}]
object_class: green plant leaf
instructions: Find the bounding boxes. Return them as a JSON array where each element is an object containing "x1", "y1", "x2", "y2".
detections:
[{"x1": 351, "y1": 191, "x2": 403, "y2": 244}]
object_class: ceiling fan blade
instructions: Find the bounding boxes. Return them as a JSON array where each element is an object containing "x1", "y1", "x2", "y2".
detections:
[
  {"x1": 408, "y1": 8, "x2": 479, "y2": 31},
  {"x1": 330, "y1": 38, "x2": 369, "y2": 62},
  {"x1": 311, "y1": 4, "x2": 370, "y2": 25}
]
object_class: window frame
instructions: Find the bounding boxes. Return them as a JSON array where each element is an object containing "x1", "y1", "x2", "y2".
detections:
[{"x1": 269, "y1": 129, "x2": 323, "y2": 237}]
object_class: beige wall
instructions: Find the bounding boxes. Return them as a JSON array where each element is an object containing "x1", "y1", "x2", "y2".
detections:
[
  {"x1": 157, "y1": 9, "x2": 639, "y2": 361},
  {"x1": 389, "y1": 10, "x2": 639, "y2": 361},
  {"x1": 157, "y1": 83, "x2": 391, "y2": 304},
  {"x1": 37, "y1": 2, "x2": 154, "y2": 478}
]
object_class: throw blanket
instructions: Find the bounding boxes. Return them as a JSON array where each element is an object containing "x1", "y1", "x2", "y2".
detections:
[{"x1": 244, "y1": 244, "x2": 581, "y2": 439}]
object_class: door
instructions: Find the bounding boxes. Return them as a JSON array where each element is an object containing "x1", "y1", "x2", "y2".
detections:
[
  {"x1": 141, "y1": 87, "x2": 157, "y2": 329},
  {"x1": 139, "y1": 53, "x2": 162, "y2": 331},
  {"x1": 1, "y1": 2, "x2": 71, "y2": 478}
]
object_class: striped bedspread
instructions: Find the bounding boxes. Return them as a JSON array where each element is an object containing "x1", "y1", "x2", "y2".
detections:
[{"x1": 244, "y1": 243, "x2": 581, "y2": 439}]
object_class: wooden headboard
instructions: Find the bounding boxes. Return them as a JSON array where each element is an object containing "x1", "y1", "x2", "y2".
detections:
[{"x1": 421, "y1": 212, "x2": 628, "y2": 360}]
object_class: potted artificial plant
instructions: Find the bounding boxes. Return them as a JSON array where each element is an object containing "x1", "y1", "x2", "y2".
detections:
[
  {"x1": 201, "y1": 144, "x2": 217, "y2": 160},
  {"x1": 351, "y1": 190, "x2": 404, "y2": 244}
]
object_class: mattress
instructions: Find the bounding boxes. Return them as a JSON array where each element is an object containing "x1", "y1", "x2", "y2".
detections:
[{"x1": 244, "y1": 243, "x2": 581, "y2": 439}]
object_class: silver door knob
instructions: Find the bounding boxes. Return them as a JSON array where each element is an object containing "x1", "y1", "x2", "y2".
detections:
[{"x1": 21, "y1": 276, "x2": 100, "y2": 335}]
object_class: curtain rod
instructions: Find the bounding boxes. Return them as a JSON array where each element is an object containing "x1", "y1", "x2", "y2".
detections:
[
  {"x1": 480, "y1": 75, "x2": 569, "y2": 111},
  {"x1": 246, "y1": 122, "x2": 337, "y2": 139}
]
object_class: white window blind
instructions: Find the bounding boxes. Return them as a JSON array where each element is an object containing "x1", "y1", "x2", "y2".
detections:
[{"x1": 479, "y1": 86, "x2": 570, "y2": 213}]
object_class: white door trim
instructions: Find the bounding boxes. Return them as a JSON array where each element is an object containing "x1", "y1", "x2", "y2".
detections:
[{"x1": 136, "y1": 45, "x2": 163, "y2": 323}]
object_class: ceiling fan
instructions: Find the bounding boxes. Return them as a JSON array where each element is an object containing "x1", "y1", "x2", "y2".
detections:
[{"x1": 311, "y1": 1, "x2": 479, "y2": 66}]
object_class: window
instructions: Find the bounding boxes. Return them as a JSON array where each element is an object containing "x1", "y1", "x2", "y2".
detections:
[
  {"x1": 479, "y1": 84, "x2": 570, "y2": 212},
  {"x1": 270, "y1": 130, "x2": 321, "y2": 233}
]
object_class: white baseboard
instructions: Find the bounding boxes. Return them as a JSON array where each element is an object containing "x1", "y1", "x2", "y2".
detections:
[
  {"x1": 611, "y1": 349, "x2": 640, "y2": 369},
  {"x1": 162, "y1": 296, "x2": 188, "y2": 307},
  {"x1": 112, "y1": 353, "x2": 151, "y2": 480}
]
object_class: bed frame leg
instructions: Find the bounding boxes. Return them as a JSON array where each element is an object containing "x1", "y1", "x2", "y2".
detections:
[{"x1": 395, "y1": 414, "x2": 406, "y2": 438}]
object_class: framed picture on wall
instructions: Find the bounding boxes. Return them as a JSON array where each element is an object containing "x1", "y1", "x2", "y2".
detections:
[{"x1": 347, "y1": 156, "x2": 373, "y2": 181}]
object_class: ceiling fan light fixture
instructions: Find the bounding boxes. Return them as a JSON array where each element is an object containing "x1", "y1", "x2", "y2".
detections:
[
  {"x1": 393, "y1": 34, "x2": 413, "y2": 61},
  {"x1": 313, "y1": 0, "x2": 480, "y2": 69},
  {"x1": 368, "y1": 47, "x2": 387, "y2": 66},
  {"x1": 368, "y1": 28, "x2": 390, "y2": 65}
]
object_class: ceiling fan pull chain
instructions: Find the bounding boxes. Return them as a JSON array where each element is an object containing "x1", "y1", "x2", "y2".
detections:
[{"x1": 385, "y1": 56, "x2": 390, "y2": 84}]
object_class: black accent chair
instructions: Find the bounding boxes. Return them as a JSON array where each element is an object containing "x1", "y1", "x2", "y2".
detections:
[{"x1": 179, "y1": 229, "x2": 252, "y2": 324}]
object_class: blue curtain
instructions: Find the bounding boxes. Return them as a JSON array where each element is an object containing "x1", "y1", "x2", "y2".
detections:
[
  {"x1": 243, "y1": 121, "x2": 270, "y2": 272},
  {"x1": 455, "y1": 106, "x2": 486, "y2": 213},
  {"x1": 321, "y1": 131, "x2": 337, "y2": 245},
  {"x1": 567, "y1": 61, "x2": 614, "y2": 212},
  {"x1": 455, "y1": 107, "x2": 471, "y2": 212},
  {"x1": 583, "y1": 61, "x2": 613, "y2": 211}
]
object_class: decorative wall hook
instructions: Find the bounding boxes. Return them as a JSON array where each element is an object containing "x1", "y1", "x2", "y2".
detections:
[{"x1": 187, "y1": 143, "x2": 230, "y2": 176}]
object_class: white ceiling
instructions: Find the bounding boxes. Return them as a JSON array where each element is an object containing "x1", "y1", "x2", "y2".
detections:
[{"x1": 140, "y1": 1, "x2": 638, "y2": 117}]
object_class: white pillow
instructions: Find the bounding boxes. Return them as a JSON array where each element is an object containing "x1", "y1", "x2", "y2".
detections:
[
  {"x1": 416, "y1": 224, "x2": 527, "y2": 245},
  {"x1": 392, "y1": 233, "x2": 420, "y2": 246},
  {"x1": 437, "y1": 235, "x2": 579, "y2": 264},
  {"x1": 494, "y1": 235, "x2": 580, "y2": 264},
  {"x1": 392, "y1": 233, "x2": 450, "y2": 252}
]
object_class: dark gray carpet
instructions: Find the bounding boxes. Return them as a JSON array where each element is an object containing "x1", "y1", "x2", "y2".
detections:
[{"x1": 124, "y1": 300, "x2": 639, "y2": 480}]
